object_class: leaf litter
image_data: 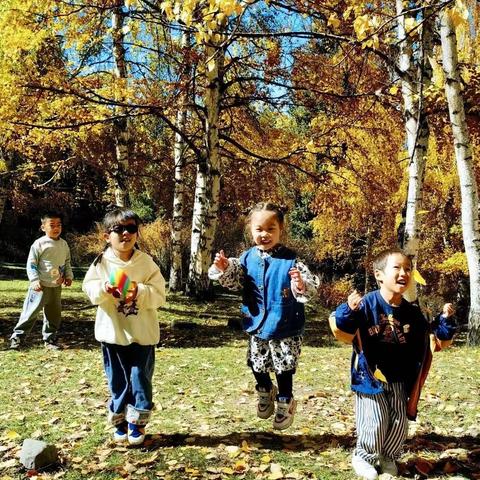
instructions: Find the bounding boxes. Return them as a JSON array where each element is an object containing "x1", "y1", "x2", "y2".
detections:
[{"x1": 0, "y1": 290, "x2": 479, "y2": 479}]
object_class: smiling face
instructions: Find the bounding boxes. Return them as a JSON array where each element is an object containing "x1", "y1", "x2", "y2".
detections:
[
  {"x1": 41, "y1": 217, "x2": 62, "y2": 240},
  {"x1": 249, "y1": 210, "x2": 283, "y2": 251},
  {"x1": 375, "y1": 252, "x2": 412, "y2": 303},
  {"x1": 104, "y1": 220, "x2": 138, "y2": 261}
]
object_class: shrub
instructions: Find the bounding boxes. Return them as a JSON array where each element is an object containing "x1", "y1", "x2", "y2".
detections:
[
  {"x1": 66, "y1": 227, "x2": 104, "y2": 266},
  {"x1": 318, "y1": 278, "x2": 353, "y2": 310},
  {"x1": 68, "y1": 218, "x2": 175, "y2": 277},
  {"x1": 138, "y1": 218, "x2": 173, "y2": 277}
]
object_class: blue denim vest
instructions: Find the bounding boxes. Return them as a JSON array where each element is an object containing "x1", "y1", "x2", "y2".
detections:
[{"x1": 240, "y1": 246, "x2": 305, "y2": 340}]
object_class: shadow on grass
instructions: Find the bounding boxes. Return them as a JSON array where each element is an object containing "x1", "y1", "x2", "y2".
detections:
[
  {"x1": 140, "y1": 431, "x2": 479, "y2": 478},
  {"x1": 0, "y1": 315, "x2": 99, "y2": 351},
  {"x1": 0, "y1": 263, "x2": 87, "y2": 280},
  {"x1": 143, "y1": 430, "x2": 355, "y2": 451},
  {"x1": 401, "y1": 433, "x2": 480, "y2": 478},
  {"x1": 1, "y1": 307, "x2": 335, "y2": 350}
]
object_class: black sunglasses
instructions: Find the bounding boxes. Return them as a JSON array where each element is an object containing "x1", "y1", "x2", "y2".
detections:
[{"x1": 109, "y1": 224, "x2": 138, "y2": 235}]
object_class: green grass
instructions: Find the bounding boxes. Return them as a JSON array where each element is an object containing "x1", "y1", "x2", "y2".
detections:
[{"x1": 0, "y1": 276, "x2": 479, "y2": 480}]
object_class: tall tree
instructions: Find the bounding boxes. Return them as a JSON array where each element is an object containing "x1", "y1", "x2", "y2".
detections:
[
  {"x1": 187, "y1": 19, "x2": 227, "y2": 296},
  {"x1": 111, "y1": 0, "x2": 131, "y2": 207},
  {"x1": 396, "y1": 0, "x2": 432, "y2": 302},
  {"x1": 170, "y1": 29, "x2": 192, "y2": 291},
  {"x1": 439, "y1": 4, "x2": 480, "y2": 345}
]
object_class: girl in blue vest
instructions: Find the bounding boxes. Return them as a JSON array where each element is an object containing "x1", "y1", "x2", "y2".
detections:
[{"x1": 208, "y1": 201, "x2": 319, "y2": 430}]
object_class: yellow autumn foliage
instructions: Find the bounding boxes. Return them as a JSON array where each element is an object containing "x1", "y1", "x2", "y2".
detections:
[{"x1": 437, "y1": 252, "x2": 469, "y2": 275}]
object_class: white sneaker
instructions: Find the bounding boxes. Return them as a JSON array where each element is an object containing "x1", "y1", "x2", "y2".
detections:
[
  {"x1": 127, "y1": 423, "x2": 145, "y2": 446},
  {"x1": 272, "y1": 397, "x2": 297, "y2": 430},
  {"x1": 352, "y1": 454, "x2": 378, "y2": 480},
  {"x1": 379, "y1": 456, "x2": 398, "y2": 476},
  {"x1": 257, "y1": 385, "x2": 277, "y2": 419},
  {"x1": 113, "y1": 423, "x2": 128, "y2": 443}
]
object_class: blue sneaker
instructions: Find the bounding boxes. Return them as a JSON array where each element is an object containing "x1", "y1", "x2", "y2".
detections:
[
  {"x1": 128, "y1": 423, "x2": 145, "y2": 446},
  {"x1": 113, "y1": 421, "x2": 128, "y2": 443}
]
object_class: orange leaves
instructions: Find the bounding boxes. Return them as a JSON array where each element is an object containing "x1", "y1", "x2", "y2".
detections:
[{"x1": 414, "y1": 458, "x2": 435, "y2": 476}]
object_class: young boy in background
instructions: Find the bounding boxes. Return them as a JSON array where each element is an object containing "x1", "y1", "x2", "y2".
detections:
[{"x1": 10, "y1": 211, "x2": 73, "y2": 350}]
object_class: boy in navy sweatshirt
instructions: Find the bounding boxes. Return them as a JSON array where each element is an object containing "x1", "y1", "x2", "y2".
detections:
[{"x1": 330, "y1": 248, "x2": 455, "y2": 480}]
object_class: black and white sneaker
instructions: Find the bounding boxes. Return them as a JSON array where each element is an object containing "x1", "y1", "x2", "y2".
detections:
[
  {"x1": 256, "y1": 385, "x2": 277, "y2": 419},
  {"x1": 273, "y1": 396, "x2": 297, "y2": 430}
]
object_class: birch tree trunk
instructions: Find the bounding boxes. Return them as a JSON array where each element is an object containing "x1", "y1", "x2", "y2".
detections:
[
  {"x1": 186, "y1": 43, "x2": 224, "y2": 297},
  {"x1": 112, "y1": 0, "x2": 130, "y2": 207},
  {"x1": 169, "y1": 30, "x2": 191, "y2": 292},
  {"x1": 396, "y1": 0, "x2": 431, "y2": 302},
  {"x1": 440, "y1": 8, "x2": 480, "y2": 345}
]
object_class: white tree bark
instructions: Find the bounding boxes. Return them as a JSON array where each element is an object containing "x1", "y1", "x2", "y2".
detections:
[
  {"x1": 112, "y1": 0, "x2": 130, "y2": 207},
  {"x1": 169, "y1": 30, "x2": 191, "y2": 292},
  {"x1": 396, "y1": 0, "x2": 431, "y2": 302},
  {"x1": 187, "y1": 43, "x2": 224, "y2": 296},
  {"x1": 440, "y1": 7, "x2": 480, "y2": 345}
]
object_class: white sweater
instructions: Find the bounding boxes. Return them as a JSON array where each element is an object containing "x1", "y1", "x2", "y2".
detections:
[
  {"x1": 82, "y1": 248, "x2": 166, "y2": 346},
  {"x1": 27, "y1": 235, "x2": 73, "y2": 287}
]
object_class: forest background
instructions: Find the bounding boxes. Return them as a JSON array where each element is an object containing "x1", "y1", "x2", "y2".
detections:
[{"x1": 1, "y1": 0, "x2": 480, "y2": 341}]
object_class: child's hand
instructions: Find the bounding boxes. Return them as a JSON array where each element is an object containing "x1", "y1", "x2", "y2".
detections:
[
  {"x1": 348, "y1": 290, "x2": 363, "y2": 311},
  {"x1": 31, "y1": 280, "x2": 42, "y2": 292},
  {"x1": 105, "y1": 282, "x2": 121, "y2": 298},
  {"x1": 442, "y1": 303, "x2": 455, "y2": 317},
  {"x1": 63, "y1": 278, "x2": 72, "y2": 287},
  {"x1": 289, "y1": 268, "x2": 305, "y2": 293},
  {"x1": 125, "y1": 282, "x2": 138, "y2": 303},
  {"x1": 213, "y1": 250, "x2": 229, "y2": 272}
]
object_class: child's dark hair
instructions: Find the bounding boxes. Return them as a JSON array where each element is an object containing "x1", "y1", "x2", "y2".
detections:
[
  {"x1": 373, "y1": 247, "x2": 412, "y2": 272},
  {"x1": 93, "y1": 207, "x2": 141, "y2": 266},
  {"x1": 41, "y1": 211, "x2": 63, "y2": 223},
  {"x1": 245, "y1": 201, "x2": 287, "y2": 227},
  {"x1": 101, "y1": 207, "x2": 141, "y2": 232}
]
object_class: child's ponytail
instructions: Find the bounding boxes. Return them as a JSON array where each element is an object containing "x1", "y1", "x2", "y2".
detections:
[{"x1": 93, "y1": 243, "x2": 109, "y2": 266}]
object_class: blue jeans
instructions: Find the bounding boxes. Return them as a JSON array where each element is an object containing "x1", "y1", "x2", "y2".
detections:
[{"x1": 102, "y1": 343, "x2": 155, "y2": 422}]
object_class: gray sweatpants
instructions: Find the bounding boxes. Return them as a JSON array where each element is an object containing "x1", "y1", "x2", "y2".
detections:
[{"x1": 11, "y1": 286, "x2": 62, "y2": 342}]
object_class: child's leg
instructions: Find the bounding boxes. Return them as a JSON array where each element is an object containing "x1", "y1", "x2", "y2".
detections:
[
  {"x1": 252, "y1": 370, "x2": 273, "y2": 390},
  {"x1": 270, "y1": 336, "x2": 302, "y2": 430},
  {"x1": 126, "y1": 343, "x2": 155, "y2": 421},
  {"x1": 247, "y1": 336, "x2": 276, "y2": 419},
  {"x1": 42, "y1": 287, "x2": 62, "y2": 343},
  {"x1": 247, "y1": 336, "x2": 274, "y2": 390},
  {"x1": 381, "y1": 383, "x2": 409, "y2": 460},
  {"x1": 11, "y1": 288, "x2": 45, "y2": 340},
  {"x1": 101, "y1": 343, "x2": 134, "y2": 422},
  {"x1": 271, "y1": 335, "x2": 302, "y2": 399},
  {"x1": 125, "y1": 344, "x2": 155, "y2": 445},
  {"x1": 275, "y1": 371, "x2": 293, "y2": 399},
  {"x1": 354, "y1": 391, "x2": 390, "y2": 465}
]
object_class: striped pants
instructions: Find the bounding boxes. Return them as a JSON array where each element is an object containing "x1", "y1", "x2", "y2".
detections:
[{"x1": 354, "y1": 382, "x2": 409, "y2": 464}]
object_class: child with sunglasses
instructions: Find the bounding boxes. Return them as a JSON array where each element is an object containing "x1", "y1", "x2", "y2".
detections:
[{"x1": 82, "y1": 208, "x2": 166, "y2": 445}]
